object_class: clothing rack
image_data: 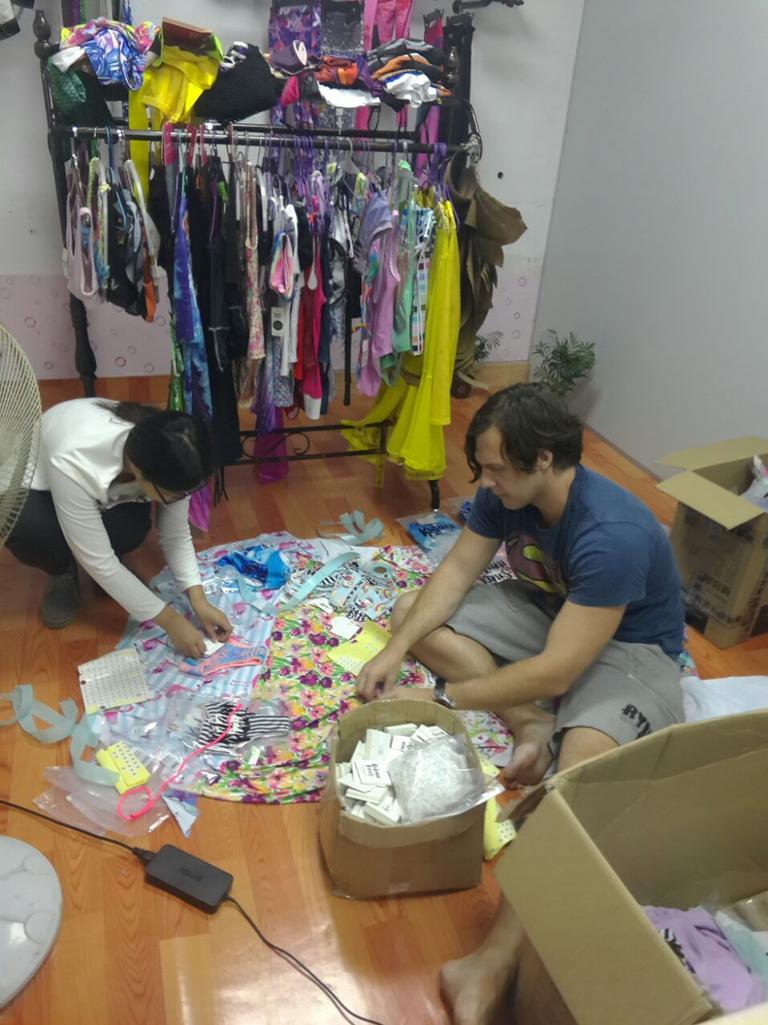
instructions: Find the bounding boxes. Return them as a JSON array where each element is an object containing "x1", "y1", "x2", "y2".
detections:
[
  {"x1": 53, "y1": 123, "x2": 448, "y2": 153},
  {"x1": 32, "y1": 13, "x2": 457, "y2": 510}
]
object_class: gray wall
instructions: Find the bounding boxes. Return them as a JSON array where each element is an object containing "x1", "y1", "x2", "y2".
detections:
[{"x1": 533, "y1": 0, "x2": 768, "y2": 476}]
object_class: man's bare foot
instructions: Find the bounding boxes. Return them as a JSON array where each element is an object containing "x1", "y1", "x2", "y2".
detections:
[
  {"x1": 440, "y1": 948, "x2": 514, "y2": 1025},
  {"x1": 501, "y1": 708, "x2": 555, "y2": 788}
]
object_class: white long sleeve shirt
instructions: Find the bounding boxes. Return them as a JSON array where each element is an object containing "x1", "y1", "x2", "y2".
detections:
[{"x1": 31, "y1": 398, "x2": 202, "y2": 622}]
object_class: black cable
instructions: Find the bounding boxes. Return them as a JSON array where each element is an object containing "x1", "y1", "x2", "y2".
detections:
[
  {"x1": 225, "y1": 895, "x2": 387, "y2": 1025},
  {"x1": 1, "y1": 797, "x2": 386, "y2": 1025},
  {"x1": 0, "y1": 796, "x2": 150, "y2": 860}
]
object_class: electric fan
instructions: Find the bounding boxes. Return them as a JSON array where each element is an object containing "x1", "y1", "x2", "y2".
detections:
[{"x1": 0, "y1": 323, "x2": 62, "y2": 1009}]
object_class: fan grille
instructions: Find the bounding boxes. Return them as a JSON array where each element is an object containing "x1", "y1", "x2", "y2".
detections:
[{"x1": 0, "y1": 324, "x2": 42, "y2": 547}]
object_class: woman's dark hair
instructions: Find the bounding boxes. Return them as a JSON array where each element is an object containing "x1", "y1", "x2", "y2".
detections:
[
  {"x1": 465, "y1": 383, "x2": 583, "y2": 481},
  {"x1": 102, "y1": 401, "x2": 215, "y2": 492}
]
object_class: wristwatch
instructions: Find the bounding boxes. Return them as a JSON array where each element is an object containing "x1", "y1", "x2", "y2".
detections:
[{"x1": 433, "y1": 676, "x2": 456, "y2": 709}]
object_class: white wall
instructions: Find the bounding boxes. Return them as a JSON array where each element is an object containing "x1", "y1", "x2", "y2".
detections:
[
  {"x1": 0, "y1": 0, "x2": 582, "y2": 378},
  {"x1": 458, "y1": 0, "x2": 583, "y2": 361},
  {"x1": 533, "y1": 0, "x2": 768, "y2": 475}
]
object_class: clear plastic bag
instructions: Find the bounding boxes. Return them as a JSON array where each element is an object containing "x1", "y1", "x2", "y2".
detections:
[
  {"x1": 725, "y1": 890, "x2": 768, "y2": 932},
  {"x1": 41, "y1": 765, "x2": 170, "y2": 837},
  {"x1": 34, "y1": 786, "x2": 107, "y2": 837},
  {"x1": 120, "y1": 690, "x2": 294, "y2": 793},
  {"x1": 161, "y1": 691, "x2": 291, "y2": 758},
  {"x1": 387, "y1": 733, "x2": 504, "y2": 824}
]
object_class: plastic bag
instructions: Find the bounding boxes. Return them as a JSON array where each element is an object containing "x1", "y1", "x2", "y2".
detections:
[
  {"x1": 712, "y1": 909, "x2": 768, "y2": 991},
  {"x1": 41, "y1": 765, "x2": 169, "y2": 837},
  {"x1": 397, "y1": 511, "x2": 462, "y2": 565},
  {"x1": 442, "y1": 496, "x2": 474, "y2": 523},
  {"x1": 726, "y1": 891, "x2": 768, "y2": 932},
  {"x1": 387, "y1": 733, "x2": 504, "y2": 823},
  {"x1": 162, "y1": 691, "x2": 290, "y2": 755},
  {"x1": 129, "y1": 690, "x2": 293, "y2": 792},
  {"x1": 741, "y1": 455, "x2": 768, "y2": 511},
  {"x1": 34, "y1": 786, "x2": 107, "y2": 837}
]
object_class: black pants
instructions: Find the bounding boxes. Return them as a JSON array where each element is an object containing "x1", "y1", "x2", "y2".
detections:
[{"x1": 7, "y1": 490, "x2": 152, "y2": 576}]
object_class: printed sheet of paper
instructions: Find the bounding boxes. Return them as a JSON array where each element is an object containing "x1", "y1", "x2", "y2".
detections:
[
  {"x1": 78, "y1": 649, "x2": 152, "y2": 714},
  {"x1": 328, "y1": 621, "x2": 390, "y2": 674}
]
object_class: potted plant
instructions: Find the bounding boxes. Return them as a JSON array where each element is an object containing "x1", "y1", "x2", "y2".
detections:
[
  {"x1": 531, "y1": 330, "x2": 596, "y2": 397},
  {"x1": 474, "y1": 329, "x2": 503, "y2": 364}
]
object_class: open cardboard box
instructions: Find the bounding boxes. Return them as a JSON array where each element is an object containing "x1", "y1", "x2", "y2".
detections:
[
  {"x1": 318, "y1": 699, "x2": 485, "y2": 899},
  {"x1": 509, "y1": 939, "x2": 768, "y2": 1025},
  {"x1": 497, "y1": 711, "x2": 768, "y2": 1025},
  {"x1": 657, "y1": 437, "x2": 768, "y2": 648}
]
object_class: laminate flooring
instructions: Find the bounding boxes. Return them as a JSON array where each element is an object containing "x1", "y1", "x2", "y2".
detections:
[{"x1": 1, "y1": 377, "x2": 765, "y2": 1025}]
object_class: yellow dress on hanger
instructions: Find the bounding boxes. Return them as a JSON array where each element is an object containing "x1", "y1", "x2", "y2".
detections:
[
  {"x1": 128, "y1": 41, "x2": 221, "y2": 192},
  {"x1": 343, "y1": 198, "x2": 460, "y2": 480}
]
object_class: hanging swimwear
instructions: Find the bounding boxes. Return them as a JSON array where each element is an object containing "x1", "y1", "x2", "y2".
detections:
[
  {"x1": 63, "y1": 158, "x2": 99, "y2": 306},
  {"x1": 358, "y1": 209, "x2": 399, "y2": 397}
]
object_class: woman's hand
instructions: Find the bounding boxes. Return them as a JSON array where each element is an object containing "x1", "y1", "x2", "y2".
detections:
[
  {"x1": 158, "y1": 608, "x2": 208, "y2": 659},
  {"x1": 190, "y1": 595, "x2": 233, "y2": 642}
]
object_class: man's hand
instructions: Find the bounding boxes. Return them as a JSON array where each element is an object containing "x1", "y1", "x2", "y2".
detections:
[
  {"x1": 192, "y1": 597, "x2": 233, "y2": 642},
  {"x1": 381, "y1": 686, "x2": 435, "y2": 703},
  {"x1": 356, "y1": 649, "x2": 404, "y2": 701}
]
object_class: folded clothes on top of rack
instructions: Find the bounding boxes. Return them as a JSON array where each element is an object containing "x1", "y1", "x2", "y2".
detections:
[
  {"x1": 47, "y1": 13, "x2": 450, "y2": 123},
  {"x1": 270, "y1": 43, "x2": 449, "y2": 114},
  {"x1": 367, "y1": 38, "x2": 445, "y2": 73}
]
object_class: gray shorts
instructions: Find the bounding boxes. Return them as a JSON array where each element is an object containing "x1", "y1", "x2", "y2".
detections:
[{"x1": 446, "y1": 581, "x2": 684, "y2": 755}]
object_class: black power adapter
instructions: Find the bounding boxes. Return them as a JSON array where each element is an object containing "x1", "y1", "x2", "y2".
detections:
[
  {"x1": 0, "y1": 796, "x2": 387, "y2": 1025},
  {"x1": 141, "y1": 844, "x2": 233, "y2": 913}
]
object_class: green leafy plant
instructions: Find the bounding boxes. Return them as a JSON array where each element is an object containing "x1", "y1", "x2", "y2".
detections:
[
  {"x1": 474, "y1": 330, "x2": 503, "y2": 363},
  {"x1": 532, "y1": 330, "x2": 596, "y2": 397}
]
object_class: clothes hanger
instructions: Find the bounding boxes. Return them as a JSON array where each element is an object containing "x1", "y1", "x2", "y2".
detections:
[
  {"x1": 338, "y1": 135, "x2": 360, "y2": 177},
  {"x1": 113, "y1": 129, "x2": 135, "y2": 205},
  {"x1": 103, "y1": 128, "x2": 127, "y2": 229},
  {"x1": 162, "y1": 121, "x2": 176, "y2": 169},
  {"x1": 390, "y1": 143, "x2": 414, "y2": 210},
  {"x1": 234, "y1": 134, "x2": 248, "y2": 225},
  {"x1": 186, "y1": 125, "x2": 198, "y2": 171},
  {"x1": 226, "y1": 123, "x2": 235, "y2": 168},
  {"x1": 71, "y1": 128, "x2": 89, "y2": 195}
]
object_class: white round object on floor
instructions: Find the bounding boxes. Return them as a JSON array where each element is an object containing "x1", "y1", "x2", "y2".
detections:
[{"x1": 0, "y1": 836, "x2": 62, "y2": 1009}]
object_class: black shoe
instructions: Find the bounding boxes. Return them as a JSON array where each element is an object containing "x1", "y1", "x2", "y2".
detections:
[
  {"x1": 451, "y1": 373, "x2": 472, "y2": 399},
  {"x1": 40, "y1": 563, "x2": 80, "y2": 629}
]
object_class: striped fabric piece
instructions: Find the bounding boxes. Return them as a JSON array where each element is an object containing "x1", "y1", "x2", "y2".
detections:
[{"x1": 410, "y1": 206, "x2": 436, "y2": 355}]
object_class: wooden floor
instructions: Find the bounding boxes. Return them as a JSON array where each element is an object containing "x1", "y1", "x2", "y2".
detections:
[{"x1": 1, "y1": 377, "x2": 766, "y2": 1025}]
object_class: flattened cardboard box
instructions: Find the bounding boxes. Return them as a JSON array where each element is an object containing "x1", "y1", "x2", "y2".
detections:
[
  {"x1": 657, "y1": 437, "x2": 768, "y2": 648},
  {"x1": 318, "y1": 699, "x2": 485, "y2": 899},
  {"x1": 496, "y1": 711, "x2": 768, "y2": 1025}
]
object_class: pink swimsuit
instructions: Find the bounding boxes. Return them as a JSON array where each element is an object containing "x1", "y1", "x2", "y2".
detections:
[{"x1": 358, "y1": 210, "x2": 400, "y2": 397}]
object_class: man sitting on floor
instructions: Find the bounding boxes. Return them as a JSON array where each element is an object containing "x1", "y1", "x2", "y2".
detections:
[{"x1": 356, "y1": 382, "x2": 685, "y2": 1025}]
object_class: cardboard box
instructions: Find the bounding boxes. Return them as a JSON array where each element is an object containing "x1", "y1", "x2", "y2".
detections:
[
  {"x1": 509, "y1": 941, "x2": 768, "y2": 1025},
  {"x1": 657, "y1": 437, "x2": 768, "y2": 648},
  {"x1": 318, "y1": 699, "x2": 485, "y2": 899},
  {"x1": 497, "y1": 711, "x2": 768, "y2": 1025}
]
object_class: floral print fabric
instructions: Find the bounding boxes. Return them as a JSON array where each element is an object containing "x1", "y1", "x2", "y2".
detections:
[{"x1": 115, "y1": 534, "x2": 515, "y2": 804}]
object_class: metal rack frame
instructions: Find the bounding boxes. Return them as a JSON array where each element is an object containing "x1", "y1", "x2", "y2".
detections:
[{"x1": 32, "y1": 12, "x2": 450, "y2": 509}]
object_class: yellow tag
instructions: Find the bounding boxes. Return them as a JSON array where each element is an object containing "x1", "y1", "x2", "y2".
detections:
[
  {"x1": 329, "y1": 621, "x2": 390, "y2": 674},
  {"x1": 478, "y1": 758, "x2": 516, "y2": 860},
  {"x1": 96, "y1": 741, "x2": 150, "y2": 794},
  {"x1": 484, "y1": 798, "x2": 517, "y2": 860}
]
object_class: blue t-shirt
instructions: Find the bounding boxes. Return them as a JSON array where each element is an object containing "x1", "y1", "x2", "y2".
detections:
[{"x1": 468, "y1": 465, "x2": 685, "y2": 658}]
